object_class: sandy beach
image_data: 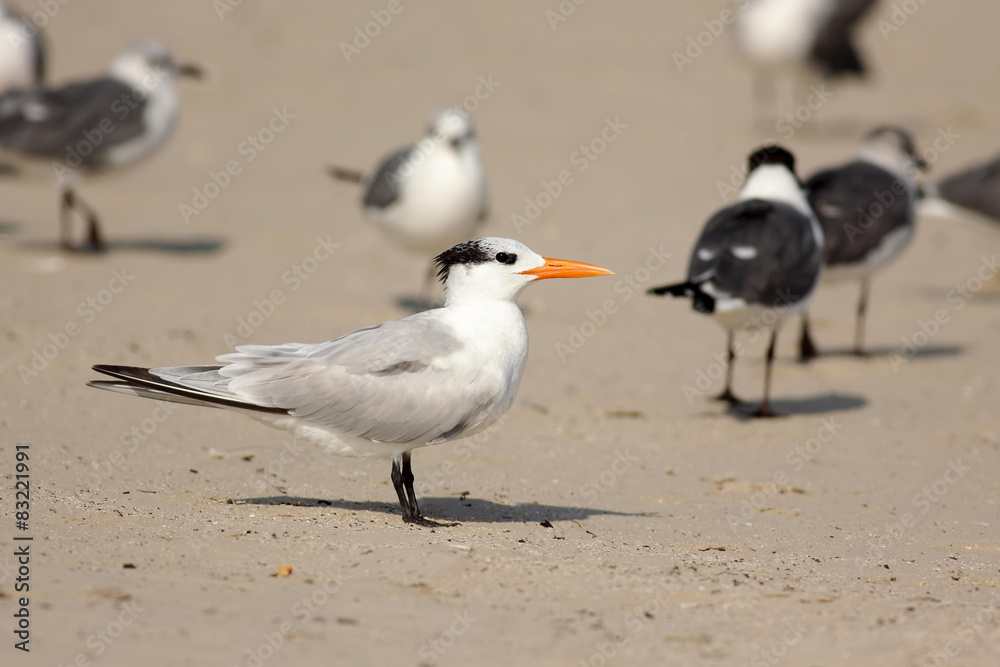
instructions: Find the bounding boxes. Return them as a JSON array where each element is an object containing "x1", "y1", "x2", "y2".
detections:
[{"x1": 1, "y1": 1, "x2": 999, "y2": 665}]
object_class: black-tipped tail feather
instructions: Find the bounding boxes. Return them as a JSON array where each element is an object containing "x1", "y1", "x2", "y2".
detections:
[
  {"x1": 647, "y1": 281, "x2": 716, "y2": 314},
  {"x1": 88, "y1": 365, "x2": 287, "y2": 415}
]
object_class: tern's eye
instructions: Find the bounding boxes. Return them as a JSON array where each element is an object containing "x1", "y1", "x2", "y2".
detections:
[{"x1": 495, "y1": 252, "x2": 516, "y2": 265}]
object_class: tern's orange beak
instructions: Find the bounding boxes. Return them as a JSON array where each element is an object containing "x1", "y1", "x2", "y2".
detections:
[{"x1": 519, "y1": 257, "x2": 615, "y2": 280}]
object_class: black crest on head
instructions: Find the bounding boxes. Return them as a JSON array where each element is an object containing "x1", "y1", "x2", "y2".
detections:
[
  {"x1": 747, "y1": 145, "x2": 796, "y2": 175},
  {"x1": 433, "y1": 239, "x2": 494, "y2": 282}
]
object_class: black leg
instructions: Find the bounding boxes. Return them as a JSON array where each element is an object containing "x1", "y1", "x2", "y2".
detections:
[
  {"x1": 391, "y1": 453, "x2": 454, "y2": 527},
  {"x1": 390, "y1": 455, "x2": 410, "y2": 519},
  {"x1": 853, "y1": 279, "x2": 870, "y2": 357},
  {"x1": 713, "y1": 330, "x2": 743, "y2": 405},
  {"x1": 753, "y1": 329, "x2": 783, "y2": 418},
  {"x1": 59, "y1": 188, "x2": 106, "y2": 253},
  {"x1": 798, "y1": 310, "x2": 819, "y2": 362},
  {"x1": 59, "y1": 188, "x2": 74, "y2": 251}
]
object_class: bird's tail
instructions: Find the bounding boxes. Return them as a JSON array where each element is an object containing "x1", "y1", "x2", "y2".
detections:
[
  {"x1": 327, "y1": 165, "x2": 365, "y2": 184},
  {"x1": 647, "y1": 281, "x2": 716, "y2": 314},
  {"x1": 87, "y1": 365, "x2": 286, "y2": 414}
]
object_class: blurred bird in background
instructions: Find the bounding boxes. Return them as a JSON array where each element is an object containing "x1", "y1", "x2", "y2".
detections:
[
  {"x1": 649, "y1": 146, "x2": 825, "y2": 417},
  {"x1": 329, "y1": 107, "x2": 489, "y2": 308},
  {"x1": 0, "y1": 40, "x2": 202, "y2": 251},
  {"x1": 798, "y1": 126, "x2": 926, "y2": 360},
  {"x1": 735, "y1": 0, "x2": 878, "y2": 125},
  {"x1": 922, "y1": 152, "x2": 1000, "y2": 222}
]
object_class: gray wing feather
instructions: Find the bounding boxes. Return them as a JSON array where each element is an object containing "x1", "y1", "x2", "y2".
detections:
[
  {"x1": 363, "y1": 147, "x2": 414, "y2": 210},
  {"x1": 0, "y1": 77, "x2": 145, "y2": 164},
  {"x1": 152, "y1": 314, "x2": 499, "y2": 445}
]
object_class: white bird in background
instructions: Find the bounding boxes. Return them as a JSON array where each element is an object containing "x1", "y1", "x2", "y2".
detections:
[
  {"x1": 648, "y1": 147, "x2": 824, "y2": 417},
  {"x1": 88, "y1": 238, "x2": 613, "y2": 526},
  {"x1": 329, "y1": 108, "x2": 489, "y2": 307},
  {"x1": 0, "y1": 2, "x2": 45, "y2": 91},
  {"x1": 0, "y1": 40, "x2": 202, "y2": 251},
  {"x1": 798, "y1": 126, "x2": 926, "y2": 360},
  {"x1": 735, "y1": 0, "x2": 878, "y2": 124}
]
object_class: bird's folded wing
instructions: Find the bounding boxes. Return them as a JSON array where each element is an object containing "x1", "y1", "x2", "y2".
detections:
[
  {"x1": 0, "y1": 78, "x2": 146, "y2": 161},
  {"x1": 154, "y1": 314, "x2": 501, "y2": 445},
  {"x1": 363, "y1": 147, "x2": 415, "y2": 210}
]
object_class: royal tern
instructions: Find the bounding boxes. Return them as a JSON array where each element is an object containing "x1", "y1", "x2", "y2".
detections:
[
  {"x1": 648, "y1": 146, "x2": 824, "y2": 417},
  {"x1": 798, "y1": 127, "x2": 925, "y2": 360},
  {"x1": 328, "y1": 108, "x2": 488, "y2": 306},
  {"x1": 88, "y1": 237, "x2": 612, "y2": 525},
  {"x1": 0, "y1": 2, "x2": 44, "y2": 91},
  {"x1": 0, "y1": 40, "x2": 202, "y2": 251},
  {"x1": 735, "y1": 0, "x2": 878, "y2": 123}
]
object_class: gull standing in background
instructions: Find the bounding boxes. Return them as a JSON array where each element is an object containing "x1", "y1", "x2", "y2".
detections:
[
  {"x1": 735, "y1": 0, "x2": 878, "y2": 124},
  {"x1": 329, "y1": 108, "x2": 488, "y2": 307},
  {"x1": 648, "y1": 147, "x2": 824, "y2": 417},
  {"x1": 0, "y1": 2, "x2": 44, "y2": 91},
  {"x1": 798, "y1": 126, "x2": 925, "y2": 360},
  {"x1": 922, "y1": 152, "x2": 1000, "y2": 222},
  {"x1": 0, "y1": 40, "x2": 202, "y2": 251},
  {"x1": 88, "y1": 238, "x2": 613, "y2": 526}
]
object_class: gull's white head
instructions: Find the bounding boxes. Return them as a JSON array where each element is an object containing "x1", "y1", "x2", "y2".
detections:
[
  {"x1": 857, "y1": 126, "x2": 927, "y2": 180},
  {"x1": 426, "y1": 107, "x2": 476, "y2": 149},
  {"x1": 433, "y1": 237, "x2": 613, "y2": 305},
  {"x1": 110, "y1": 40, "x2": 203, "y2": 90}
]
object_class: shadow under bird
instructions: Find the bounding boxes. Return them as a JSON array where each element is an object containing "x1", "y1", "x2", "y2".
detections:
[
  {"x1": 0, "y1": 1, "x2": 44, "y2": 91},
  {"x1": 735, "y1": 0, "x2": 878, "y2": 123},
  {"x1": 328, "y1": 108, "x2": 488, "y2": 306},
  {"x1": 922, "y1": 152, "x2": 1000, "y2": 222},
  {"x1": 88, "y1": 238, "x2": 613, "y2": 526},
  {"x1": 798, "y1": 126, "x2": 926, "y2": 360},
  {"x1": 0, "y1": 40, "x2": 202, "y2": 251},
  {"x1": 648, "y1": 146, "x2": 824, "y2": 418}
]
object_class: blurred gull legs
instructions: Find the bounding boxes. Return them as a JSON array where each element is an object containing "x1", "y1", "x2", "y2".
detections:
[
  {"x1": 88, "y1": 238, "x2": 612, "y2": 526},
  {"x1": 0, "y1": 40, "x2": 202, "y2": 251},
  {"x1": 735, "y1": 0, "x2": 878, "y2": 125}
]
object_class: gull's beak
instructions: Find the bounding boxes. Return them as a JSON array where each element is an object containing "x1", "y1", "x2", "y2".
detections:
[
  {"x1": 177, "y1": 63, "x2": 205, "y2": 80},
  {"x1": 520, "y1": 258, "x2": 615, "y2": 280}
]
